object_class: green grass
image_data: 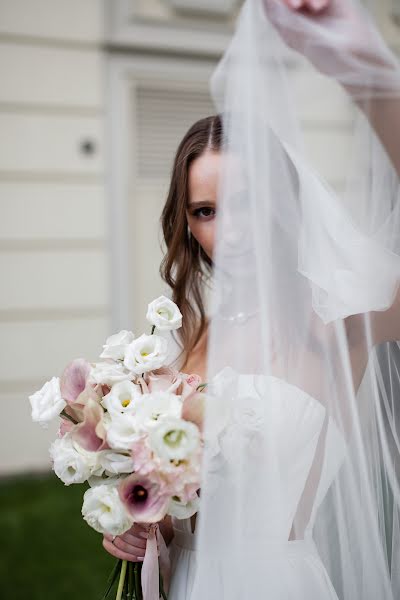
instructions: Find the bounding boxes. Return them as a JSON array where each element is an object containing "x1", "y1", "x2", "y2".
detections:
[{"x1": 0, "y1": 472, "x2": 116, "y2": 599}]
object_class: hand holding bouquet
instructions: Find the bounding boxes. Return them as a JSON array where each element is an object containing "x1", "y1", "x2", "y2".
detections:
[{"x1": 29, "y1": 296, "x2": 206, "y2": 600}]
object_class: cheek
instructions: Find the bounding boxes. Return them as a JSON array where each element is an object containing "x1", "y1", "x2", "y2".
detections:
[{"x1": 188, "y1": 219, "x2": 215, "y2": 257}]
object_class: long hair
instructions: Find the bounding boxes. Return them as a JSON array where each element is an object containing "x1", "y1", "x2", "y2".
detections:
[{"x1": 160, "y1": 114, "x2": 223, "y2": 367}]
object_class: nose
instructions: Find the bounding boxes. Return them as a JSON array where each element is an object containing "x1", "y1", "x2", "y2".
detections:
[
  {"x1": 223, "y1": 209, "x2": 246, "y2": 249},
  {"x1": 224, "y1": 226, "x2": 245, "y2": 247}
]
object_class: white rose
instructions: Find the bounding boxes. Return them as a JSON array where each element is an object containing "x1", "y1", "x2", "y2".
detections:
[
  {"x1": 168, "y1": 492, "x2": 200, "y2": 519},
  {"x1": 148, "y1": 417, "x2": 200, "y2": 462},
  {"x1": 135, "y1": 392, "x2": 182, "y2": 432},
  {"x1": 89, "y1": 361, "x2": 134, "y2": 386},
  {"x1": 100, "y1": 330, "x2": 135, "y2": 361},
  {"x1": 101, "y1": 380, "x2": 142, "y2": 417},
  {"x1": 146, "y1": 296, "x2": 182, "y2": 331},
  {"x1": 29, "y1": 376, "x2": 66, "y2": 428},
  {"x1": 49, "y1": 434, "x2": 93, "y2": 485},
  {"x1": 106, "y1": 414, "x2": 138, "y2": 450},
  {"x1": 82, "y1": 484, "x2": 133, "y2": 535},
  {"x1": 98, "y1": 449, "x2": 135, "y2": 475},
  {"x1": 123, "y1": 334, "x2": 168, "y2": 375}
]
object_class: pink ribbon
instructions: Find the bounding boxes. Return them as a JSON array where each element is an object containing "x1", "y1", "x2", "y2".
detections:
[{"x1": 141, "y1": 523, "x2": 171, "y2": 600}]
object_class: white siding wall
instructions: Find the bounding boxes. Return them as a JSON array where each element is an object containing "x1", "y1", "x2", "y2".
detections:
[{"x1": 0, "y1": 0, "x2": 109, "y2": 473}]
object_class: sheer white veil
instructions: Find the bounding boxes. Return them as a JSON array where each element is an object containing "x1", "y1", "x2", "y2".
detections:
[{"x1": 189, "y1": 1, "x2": 400, "y2": 598}]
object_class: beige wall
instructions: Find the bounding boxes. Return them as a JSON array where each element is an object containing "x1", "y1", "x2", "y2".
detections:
[{"x1": 0, "y1": 0, "x2": 109, "y2": 473}]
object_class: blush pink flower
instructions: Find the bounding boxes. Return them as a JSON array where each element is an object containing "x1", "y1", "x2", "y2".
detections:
[
  {"x1": 57, "y1": 418, "x2": 74, "y2": 438},
  {"x1": 60, "y1": 358, "x2": 91, "y2": 404},
  {"x1": 131, "y1": 435, "x2": 159, "y2": 475},
  {"x1": 71, "y1": 398, "x2": 108, "y2": 452},
  {"x1": 144, "y1": 366, "x2": 182, "y2": 395},
  {"x1": 118, "y1": 472, "x2": 170, "y2": 523},
  {"x1": 185, "y1": 374, "x2": 202, "y2": 388},
  {"x1": 60, "y1": 358, "x2": 101, "y2": 423},
  {"x1": 162, "y1": 448, "x2": 202, "y2": 501},
  {"x1": 178, "y1": 373, "x2": 202, "y2": 402}
]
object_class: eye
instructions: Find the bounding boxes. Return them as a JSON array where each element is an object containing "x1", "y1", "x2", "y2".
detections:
[{"x1": 192, "y1": 207, "x2": 216, "y2": 220}]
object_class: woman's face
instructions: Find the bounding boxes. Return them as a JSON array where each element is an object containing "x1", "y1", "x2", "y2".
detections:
[
  {"x1": 186, "y1": 149, "x2": 248, "y2": 262},
  {"x1": 186, "y1": 150, "x2": 220, "y2": 260}
]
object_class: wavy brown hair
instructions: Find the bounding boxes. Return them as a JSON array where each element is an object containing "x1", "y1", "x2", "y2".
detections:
[{"x1": 160, "y1": 114, "x2": 223, "y2": 367}]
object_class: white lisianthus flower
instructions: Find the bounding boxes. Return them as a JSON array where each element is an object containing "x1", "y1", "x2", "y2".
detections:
[
  {"x1": 49, "y1": 434, "x2": 94, "y2": 485},
  {"x1": 89, "y1": 361, "x2": 133, "y2": 386},
  {"x1": 100, "y1": 330, "x2": 135, "y2": 361},
  {"x1": 168, "y1": 492, "x2": 200, "y2": 519},
  {"x1": 101, "y1": 380, "x2": 141, "y2": 417},
  {"x1": 82, "y1": 484, "x2": 133, "y2": 535},
  {"x1": 29, "y1": 376, "x2": 66, "y2": 428},
  {"x1": 105, "y1": 414, "x2": 138, "y2": 450},
  {"x1": 146, "y1": 296, "x2": 182, "y2": 331},
  {"x1": 123, "y1": 334, "x2": 168, "y2": 375},
  {"x1": 98, "y1": 450, "x2": 135, "y2": 476},
  {"x1": 148, "y1": 417, "x2": 200, "y2": 462},
  {"x1": 135, "y1": 392, "x2": 182, "y2": 431},
  {"x1": 87, "y1": 475, "x2": 121, "y2": 488}
]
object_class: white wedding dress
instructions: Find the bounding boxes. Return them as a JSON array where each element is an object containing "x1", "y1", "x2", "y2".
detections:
[{"x1": 167, "y1": 371, "x2": 347, "y2": 600}]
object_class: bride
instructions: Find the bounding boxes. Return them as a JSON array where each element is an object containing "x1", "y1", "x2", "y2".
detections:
[{"x1": 103, "y1": 1, "x2": 400, "y2": 598}]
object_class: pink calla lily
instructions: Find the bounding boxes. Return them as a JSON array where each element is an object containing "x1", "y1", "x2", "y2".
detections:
[
  {"x1": 60, "y1": 358, "x2": 91, "y2": 404},
  {"x1": 57, "y1": 418, "x2": 74, "y2": 438},
  {"x1": 64, "y1": 382, "x2": 102, "y2": 424},
  {"x1": 71, "y1": 397, "x2": 108, "y2": 452},
  {"x1": 119, "y1": 472, "x2": 170, "y2": 523}
]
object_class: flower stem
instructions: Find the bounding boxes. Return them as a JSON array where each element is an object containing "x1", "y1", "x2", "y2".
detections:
[
  {"x1": 116, "y1": 560, "x2": 127, "y2": 600},
  {"x1": 134, "y1": 563, "x2": 142, "y2": 600},
  {"x1": 159, "y1": 569, "x2": 168, "y2": 600},
  {"x1": 60, "y1": 409, "x2": 78, "y2": 425},
  {"x1": 127, "y1": 562, "x2": 133, "y2": 599},
  {"x1": 196, "y1": 382, "x2": 208, "y2": 392}
]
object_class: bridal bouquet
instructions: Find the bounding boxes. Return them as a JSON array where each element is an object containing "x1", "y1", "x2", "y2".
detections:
[{"x1": 28, "y1": 296, "x2": 206, "y2": 600}]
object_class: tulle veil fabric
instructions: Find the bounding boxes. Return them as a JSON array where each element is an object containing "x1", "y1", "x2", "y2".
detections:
[{"x1": 188, "y1": 1, "x2": 400, "y2": 598}]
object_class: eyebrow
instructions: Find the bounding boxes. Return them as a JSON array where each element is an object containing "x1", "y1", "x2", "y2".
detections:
[{"x1": 187, "y1": 200, "x2": 215, "y2": 209}]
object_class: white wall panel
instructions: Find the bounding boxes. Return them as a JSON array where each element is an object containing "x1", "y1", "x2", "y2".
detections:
[
  {"x1": 0, "y1": 394, "x2": 58, "y2": 473},
  {"x1": 0, "y1": 0, "x2": 103, "y2": 43},
  {"x1": 0, "y1": 250, "x2": 109, "y2": 311},
  {"x1": 0, "y1": 42, "x2": 103, "y2": 108},
  {"x1": 0, "y1": 182, "x2": 106, "y2": 240},
  {"x1": 0, "y1": 317, "x2": 109, "y2": 382},
  {"x1": 0, "y1": 0, "x2": 107, "y2": 473},
  {"x1": 0, "y1": 113, "x2": 104, "y2": 174}
]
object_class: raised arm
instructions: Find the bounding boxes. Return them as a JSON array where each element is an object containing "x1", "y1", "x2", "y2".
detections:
[
  {"x1": 264, "y1": 0, "x2": 400, "y2": 344},
  {"x1": 264, "y1": 0, "x2": 400, "y2": 176},
  {"x1": 353, "y1": 95, "x2": 400, "y2": 176}
]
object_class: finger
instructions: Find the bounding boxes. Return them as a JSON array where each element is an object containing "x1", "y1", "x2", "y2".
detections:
[
  {"x1": 283, "y1": 0, "x2": 306, "y2": 8},
  {"x1": 120, "y1": 531, "x2": 147, "y2": 549},
  {"x1": 103, "y1": 534, "x2": 145, "y2": 554},
  {"x1": 102, "y1": 537, "x2": 144, "y2": 562},
  {"x1": 114, "y1": 536, "x2": 147, "y2": 556},
  {"x1": 304, "y1": 0, "x2": 330, "y2": 12}
]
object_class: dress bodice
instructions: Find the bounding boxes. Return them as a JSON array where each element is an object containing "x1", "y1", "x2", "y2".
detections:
[{"x1": 176, "y1": 369, "x2": 347, "y2": 544}]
